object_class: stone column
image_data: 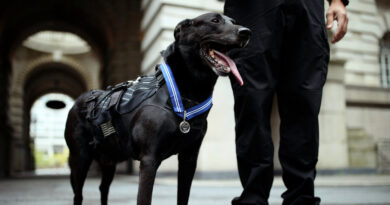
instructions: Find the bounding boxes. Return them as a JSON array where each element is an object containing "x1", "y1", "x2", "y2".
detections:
[
  {"x1": 317, "y1": 60, "x2": 349, "y2": 169},
  {"x1": 9, "y1": 87, "x2": 26, "y2": 173}
]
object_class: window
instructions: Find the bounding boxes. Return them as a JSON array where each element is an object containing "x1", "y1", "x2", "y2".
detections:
[
  {"x1": 53, "y1": 145, "x2": 64, "y2": 154},
  {"x1": 380, "y1": 32, "x2": 390, "y2": 88}
]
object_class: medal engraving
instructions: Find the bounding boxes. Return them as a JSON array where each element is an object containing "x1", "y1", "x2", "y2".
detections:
[
  {"x1": 179, "y1": 111, "x2": 190, "y2": 134},
  {"x1": 179, "y1": 121, "x2": 191, "y2": 133}
]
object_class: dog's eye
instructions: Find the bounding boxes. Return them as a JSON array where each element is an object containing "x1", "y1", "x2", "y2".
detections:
[{"x1": 211, "y1": 18, "x2": 220, "y2": 24}]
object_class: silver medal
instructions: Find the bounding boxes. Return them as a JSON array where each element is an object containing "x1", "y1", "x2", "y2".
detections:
[
  {"x1": 179, "y1": 111, "x2": 191, "y2": 134},
  {"x1": 179, "y1": 121, "x2": 191, "y2": 133}
]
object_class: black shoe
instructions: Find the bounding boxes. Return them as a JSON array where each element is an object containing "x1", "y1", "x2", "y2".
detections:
[{"x1": 231, "y1": 197, "x2": 241, "y2": 205}]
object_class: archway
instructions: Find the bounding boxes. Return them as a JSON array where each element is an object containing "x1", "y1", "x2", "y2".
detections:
[
  {"x1": 8, "y1": 30, "x2": 100, "y2": 175},
  {"x1": 0, "y1": 0, "x2": 142, "y2": 177},
  {"x1": 30, "y1": 93, "x2": 74, "y2": 175}
]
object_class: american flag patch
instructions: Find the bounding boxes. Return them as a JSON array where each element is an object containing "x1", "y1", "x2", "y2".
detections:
[{"x1": 100, "y1": 120, "x2": 116, "y2": 137}]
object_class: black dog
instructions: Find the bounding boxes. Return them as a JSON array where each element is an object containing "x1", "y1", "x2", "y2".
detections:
[{"x1": 65, "y1": 13, "x2": 251, "y2": 205}]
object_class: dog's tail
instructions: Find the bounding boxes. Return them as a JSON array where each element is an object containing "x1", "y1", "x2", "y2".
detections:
[{"x1": 64, "y1": 91, "x2": 98, "y2": 153}]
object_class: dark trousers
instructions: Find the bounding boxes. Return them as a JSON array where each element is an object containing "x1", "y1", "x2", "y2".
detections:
[{"x1": 224, "y1": 0, "x2": 329, "y2": 204}]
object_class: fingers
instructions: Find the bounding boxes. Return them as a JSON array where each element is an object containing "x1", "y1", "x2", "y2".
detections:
[
  {"x1": 332, "y1": 12, "x2": 348, "y2": 43},
  {"x1": 342, "y1": 15, "x2": 349, "y2": 38},
  {"x1": 326, "y1": 11, "x2": 334, "y2": 30},
  {"x1": 326, "y1": 2, "x2": 349, "y2": 44}
]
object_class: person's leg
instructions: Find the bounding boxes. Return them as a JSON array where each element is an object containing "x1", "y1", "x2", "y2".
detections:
[
  {"x1": 224, "y1": 2, "x2": 284, "y2": 204},
  {"x1": 277, "y1": 1, "x2": 329, "y2": 204},
  {"x1": 231, "y1": 87, "x2": 275, "y2": 205}
]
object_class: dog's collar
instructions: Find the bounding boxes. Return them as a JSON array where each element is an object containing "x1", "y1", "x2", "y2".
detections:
[{"x1": 160, "y1": 61, "x2": 212, "y2": 121}]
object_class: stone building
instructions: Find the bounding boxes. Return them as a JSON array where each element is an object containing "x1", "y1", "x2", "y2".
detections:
[{"x1": 0, "y1": 0, "x2": 389, "y2": 177}]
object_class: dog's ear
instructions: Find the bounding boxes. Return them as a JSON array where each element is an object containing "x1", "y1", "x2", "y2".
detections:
[{"x1": 174, "y1": 19, "x2": 193, "y2": 40}]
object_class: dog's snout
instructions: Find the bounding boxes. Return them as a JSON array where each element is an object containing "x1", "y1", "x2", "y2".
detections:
[{"x1": 238, "y1": 27, "x2": 251, "y2": 40}]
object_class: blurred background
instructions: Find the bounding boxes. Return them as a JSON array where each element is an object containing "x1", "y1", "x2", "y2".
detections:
[{"x1": 0, "y1": 0, "x2": 389, "y2": 204}]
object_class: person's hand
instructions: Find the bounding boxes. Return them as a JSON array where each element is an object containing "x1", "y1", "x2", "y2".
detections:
[{"x1": 326, "y1": 0, "x2": 348, "y2": 44}]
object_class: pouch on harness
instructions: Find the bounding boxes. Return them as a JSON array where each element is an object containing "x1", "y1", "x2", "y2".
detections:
[{"x1": 85, "y1": 68, "x2": 165, "y2": 162}]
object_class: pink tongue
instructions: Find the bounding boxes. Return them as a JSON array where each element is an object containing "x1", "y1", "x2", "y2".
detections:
[{"x1": 213, "y1": 50, "x2": 244, "y2": 86}]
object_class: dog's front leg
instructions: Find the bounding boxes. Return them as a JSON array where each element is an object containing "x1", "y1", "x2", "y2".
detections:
[
  {"x1": 137, "y1": 156, "x2": 161, "y2": 205},
  {"x1": 177, "y1": 141, "x2": 202, "y2": 205}
]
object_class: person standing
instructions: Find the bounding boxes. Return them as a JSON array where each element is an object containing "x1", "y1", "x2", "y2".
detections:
[{"x1": 224, "y1": 0, "x2": 349, "y2": 204}]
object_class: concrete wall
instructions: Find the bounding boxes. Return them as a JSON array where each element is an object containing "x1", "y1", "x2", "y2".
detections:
[
  {"x1": 331, "y1": 0, "x2": 389, "y2": 87},
  {"x1": 318, "y1": 60, "x2": 349, "y2": 169},
  {"x1": 341, "y1": 0, "x2": 390, "y2": 170}
]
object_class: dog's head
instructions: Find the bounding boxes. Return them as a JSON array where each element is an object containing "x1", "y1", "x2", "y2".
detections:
[{"x1": 173, "y1": 13, "x2": 251, "y2": 86}]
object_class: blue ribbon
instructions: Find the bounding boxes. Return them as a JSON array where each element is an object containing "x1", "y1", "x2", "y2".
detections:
[{"x1": 160, "y1": 61, "x2": 213, "y2": 120}]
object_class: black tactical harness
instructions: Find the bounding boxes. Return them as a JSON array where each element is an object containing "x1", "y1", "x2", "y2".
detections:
[{"x1": 84, "y1": 68, "x2": 165, "y2": 162}]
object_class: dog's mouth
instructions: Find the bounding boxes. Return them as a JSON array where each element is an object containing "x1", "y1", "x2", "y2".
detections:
[{"x1": 200, "y1": 42, "x2": 244, "y2": 86}]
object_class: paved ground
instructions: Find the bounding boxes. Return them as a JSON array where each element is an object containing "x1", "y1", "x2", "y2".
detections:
[{"x1": 1, "y1": 174, "x2": 390, "y2": 205}]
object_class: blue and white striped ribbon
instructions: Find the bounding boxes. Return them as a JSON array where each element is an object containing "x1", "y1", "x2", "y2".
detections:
[{"x1": 160, "y1": 61, "x2": 213, "y2": 120}]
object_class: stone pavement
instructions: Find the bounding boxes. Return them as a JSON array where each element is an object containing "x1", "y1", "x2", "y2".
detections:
[{"x1": 0, "y1": 174, "x2": 389, "y2": 205}]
